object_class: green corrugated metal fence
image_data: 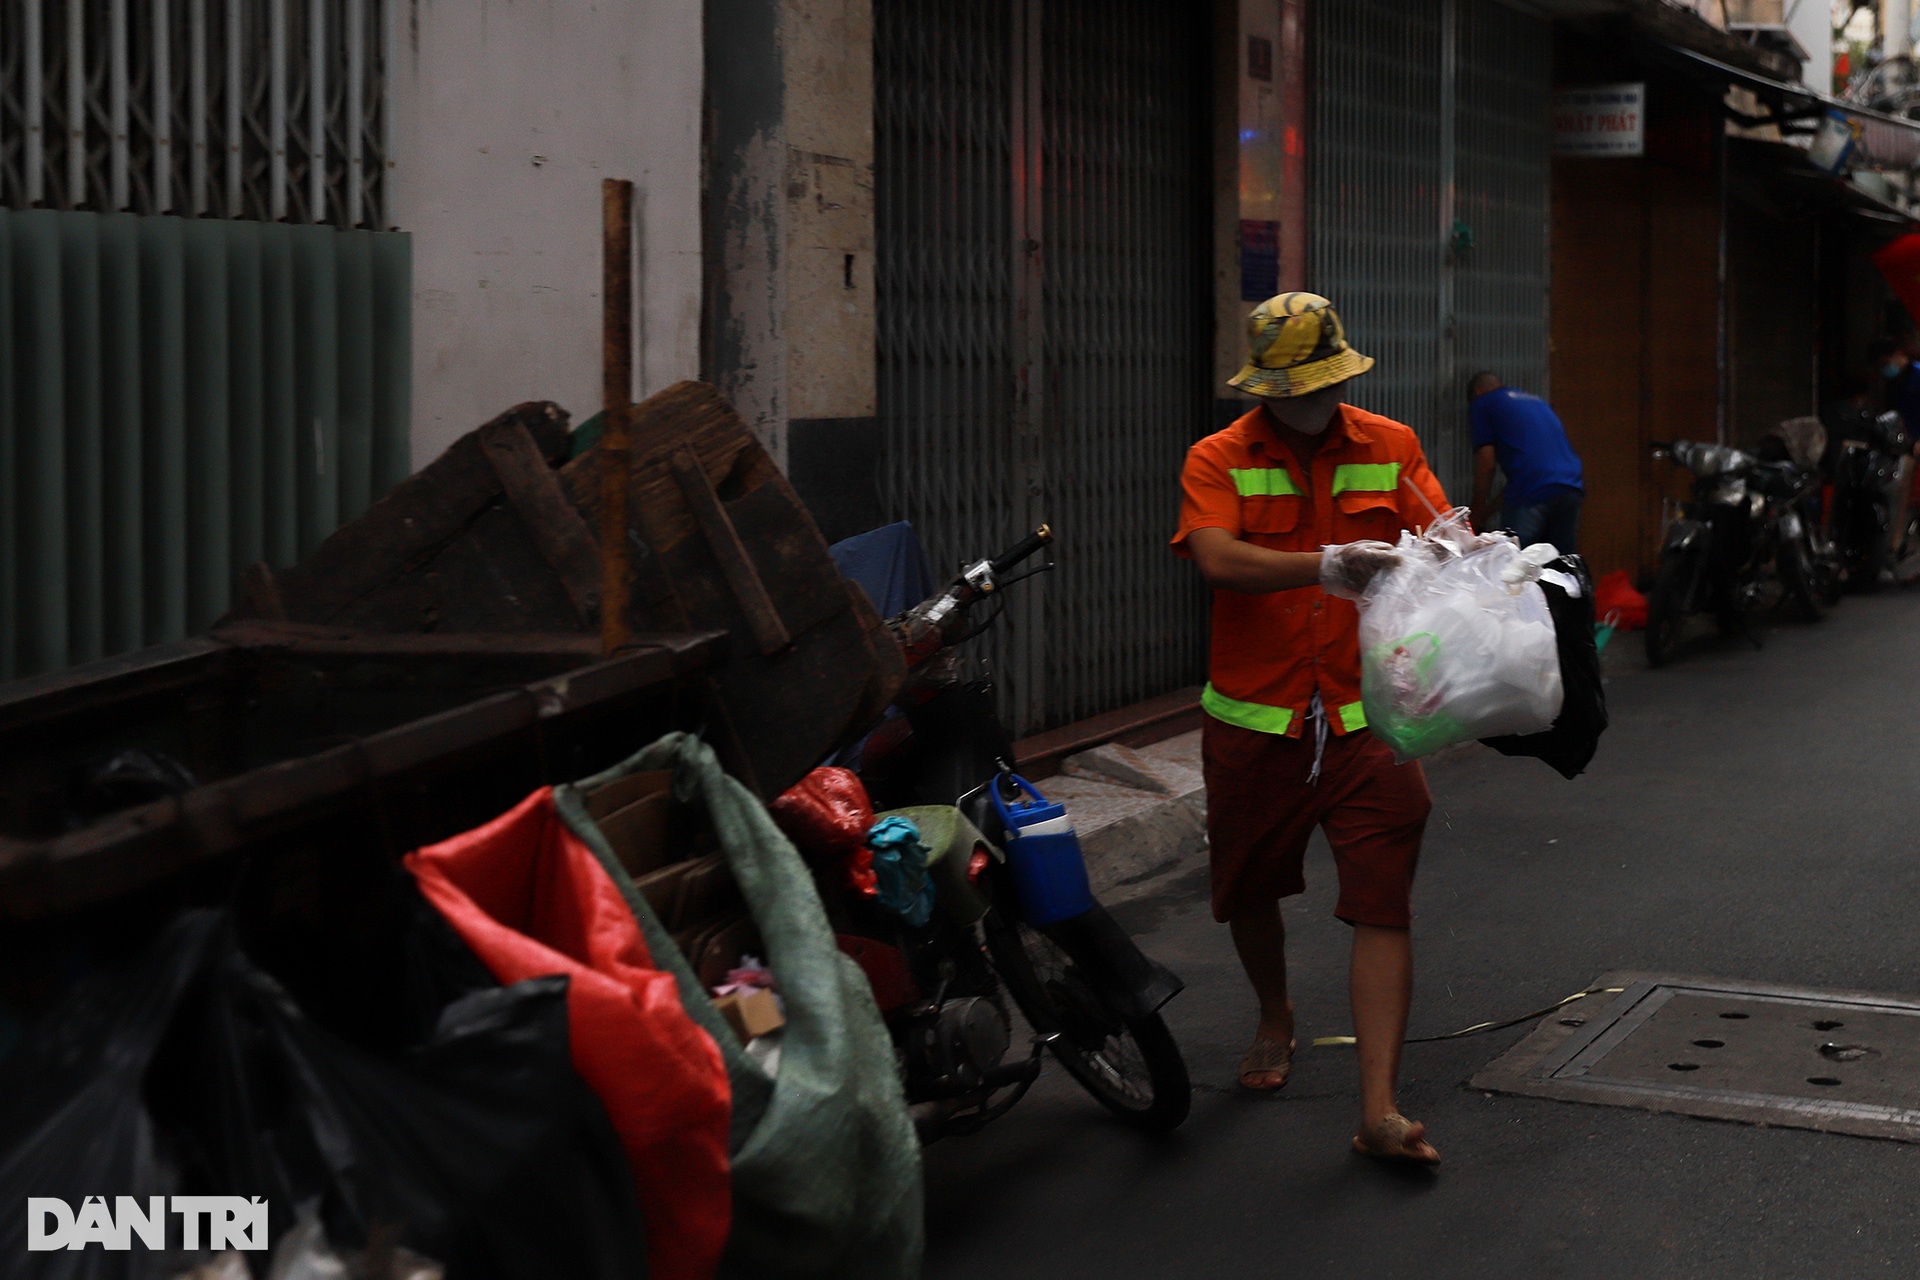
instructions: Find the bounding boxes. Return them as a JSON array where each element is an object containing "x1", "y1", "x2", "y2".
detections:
[{"x1": 0, "y1": 210, "x2": 411, "y2": 680}]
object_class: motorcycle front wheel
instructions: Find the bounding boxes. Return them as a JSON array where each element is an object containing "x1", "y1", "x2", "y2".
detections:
[
  {"x1": 1815, "y1": 542, "x2": 1846, "y2": 606},
  {"x1": 1847, "y1": 503, "x2": 1891, "y2": 592},
  {"x1": 1644, "y1": 554, "x2": 1692, "y2": 667},
  {"x1": 984, "y1": 908, "x2": 1191, "y2": 1133},
  {"x1": 1776, "y1": 537, "x2": 1822, "y2": 622}
]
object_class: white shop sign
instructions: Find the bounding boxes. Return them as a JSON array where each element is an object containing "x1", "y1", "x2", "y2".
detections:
[{"x1": 1553, "y1": 83, "x2": 1645, "y2": 157}]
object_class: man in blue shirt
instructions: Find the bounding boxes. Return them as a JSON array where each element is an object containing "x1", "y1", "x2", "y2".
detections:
[{"x1": 1468, "y1": 372, "x2": 1585, "y2": 553}]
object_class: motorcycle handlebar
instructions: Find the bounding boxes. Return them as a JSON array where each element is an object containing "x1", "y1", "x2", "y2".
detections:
[{"x1": 989, "y1": 525, "x2": 1054, "y2": 576}]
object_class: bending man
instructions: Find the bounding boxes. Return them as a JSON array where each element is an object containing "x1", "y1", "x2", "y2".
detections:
[{"x1": 1467, "y1": 371, "x2": 1584, "y2": 553}]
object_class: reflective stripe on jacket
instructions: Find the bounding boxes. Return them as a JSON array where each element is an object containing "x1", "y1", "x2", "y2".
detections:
[{"x1": 1172, "y1": 404, "x2": 1450, "y2": 737}]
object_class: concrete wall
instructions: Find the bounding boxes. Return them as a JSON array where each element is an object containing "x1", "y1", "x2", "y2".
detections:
[
  {"x1": 784, "y1": 0, "x2": 877, "y2": 425},
  {"x1": 387, "y1": 0, "x2": 704, "y2": 463},
  {"x1": 704, "y1": 0, "x2": 789, "y2": 460},
  {"x1": 710, "y1": 0, "x2": 881, "y2": 538}
]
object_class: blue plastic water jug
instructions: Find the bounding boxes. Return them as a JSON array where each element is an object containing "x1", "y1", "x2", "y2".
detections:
[{"x1": 991, "y1": 773, "x2": 1094, "y2": 926}]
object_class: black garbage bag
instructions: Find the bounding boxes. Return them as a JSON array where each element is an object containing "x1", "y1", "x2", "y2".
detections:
[
  {"x1": 63, "y1": 748, "x2": 200, "y2": 827},
  {"x1": 0, "y1": 907, "x2": 651, "y2": 1280},
  {"x1": 1481, "y1": 553, "x2": 1608, "y2": 779}
]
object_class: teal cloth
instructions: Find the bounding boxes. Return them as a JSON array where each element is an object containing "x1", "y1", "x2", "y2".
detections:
[
  {"x1": 867, "y1": 816, "x2": 937, "y2": 927},
  {"x1": 554, "y1": 733, "x2": 923, "y2": 1280}
]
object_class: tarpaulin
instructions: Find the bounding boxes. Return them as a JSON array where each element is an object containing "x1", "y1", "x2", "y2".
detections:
[
  {"x1": 405, "y1": 788, "x2": 731, "y2": 1280},
  {"x1": 556, "y1": 733, "x2": 923, "y2": 1280},
  {"x1": 828, "y1": 521, "x2": 935, "y2": 619}
]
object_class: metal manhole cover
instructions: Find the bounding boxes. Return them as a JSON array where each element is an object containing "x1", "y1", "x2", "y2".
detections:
[{"x1": 1472, "y1": 971, "x2": 1920, "y2": 1142}]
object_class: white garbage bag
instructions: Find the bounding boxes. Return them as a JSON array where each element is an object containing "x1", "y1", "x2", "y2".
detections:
[{"x1": 1352, "y1": 511, "x2": 1564, "y2": 761}]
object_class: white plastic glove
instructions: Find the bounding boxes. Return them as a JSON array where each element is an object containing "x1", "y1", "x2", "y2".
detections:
[{"x1": 1320, "y1": 540, "x2": 1405, "y2": 600}]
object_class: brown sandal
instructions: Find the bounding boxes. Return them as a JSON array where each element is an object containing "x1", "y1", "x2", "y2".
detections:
[
  {"x1": 1237, "y1": 1036, "x2": 1296, "y2": 1091},
  {"x1": 1352, "y1": 1113, "x2": 1441, "y2": 1165}
]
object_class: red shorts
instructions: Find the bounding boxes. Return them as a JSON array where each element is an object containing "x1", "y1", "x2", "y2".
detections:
[{"x1": 1201, "y1": 715, "x2": 1431, "y2": 927}]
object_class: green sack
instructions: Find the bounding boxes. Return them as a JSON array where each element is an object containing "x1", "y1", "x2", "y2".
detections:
[{"x1": 555, "y1": 733, "x2": 922, "y2": 1280}]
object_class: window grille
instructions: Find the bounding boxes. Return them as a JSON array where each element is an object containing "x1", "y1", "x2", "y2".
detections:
[{"x1": 0, "y1": 0, "x2": 387, "y2": 229}]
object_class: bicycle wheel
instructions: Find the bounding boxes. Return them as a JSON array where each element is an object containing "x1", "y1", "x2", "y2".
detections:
[{"x1": 984, "y1": 908, "x2": 1191, "y2": 1132}]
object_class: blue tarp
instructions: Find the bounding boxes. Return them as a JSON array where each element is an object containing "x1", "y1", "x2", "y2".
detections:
[{"x1": 829, "y1": 522, "x2": 934, "y2": 621}]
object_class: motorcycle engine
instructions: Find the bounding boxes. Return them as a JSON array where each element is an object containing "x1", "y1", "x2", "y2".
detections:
[{"x1": 902, "y1": 996, "x2": 1012, "y2": 1091}]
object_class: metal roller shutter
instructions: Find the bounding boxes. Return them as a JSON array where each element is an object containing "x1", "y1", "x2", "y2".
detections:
[{"x1": 876, "y1": 0, "x2": 1210, "y2": 735}]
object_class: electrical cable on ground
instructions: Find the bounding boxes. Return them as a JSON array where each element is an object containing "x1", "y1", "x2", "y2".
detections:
[{"x1": 1310, "y1": 986, "x2": 1626, "y2": 1048}]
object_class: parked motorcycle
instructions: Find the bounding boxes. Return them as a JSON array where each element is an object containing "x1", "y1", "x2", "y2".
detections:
[
  {"x1": 1827, "y1": 409, "x2": 1915, "y2": 592},
  {"x1": 1755, "y1": 418, "x2": 1845, "y2": 610},
  {"x1": 809, "y1": 526, "x2": 1191, "y2": 1141},
  {"x1": 1644, "y1": 440, "x2": 1824, "y2": 666}
]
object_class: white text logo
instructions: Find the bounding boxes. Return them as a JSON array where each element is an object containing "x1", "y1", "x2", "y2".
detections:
[{"x1": 27, "y1": 1197, "x2": 268, "y2": 1251}]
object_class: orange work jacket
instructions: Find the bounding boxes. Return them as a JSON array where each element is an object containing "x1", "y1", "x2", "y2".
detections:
[{"x1": 1172, "y1": 403, "x2": 1450, "y2": 737}]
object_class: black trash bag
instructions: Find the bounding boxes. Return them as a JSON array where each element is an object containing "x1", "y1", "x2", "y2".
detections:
[
  {"x1": 64, "y1": 748, "x2": 200, "y2": 827},
  {"x1": 1481, "y1": 554, "x2": 1608, "y2": 779},
  {"x1": 0, "y1": 908, "x2": 652, "y2": 1280}
]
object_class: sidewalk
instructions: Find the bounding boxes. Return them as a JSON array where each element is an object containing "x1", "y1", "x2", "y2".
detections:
[{"x1": 1041, "y1": 731, "x2": 1207, "y2": 907}]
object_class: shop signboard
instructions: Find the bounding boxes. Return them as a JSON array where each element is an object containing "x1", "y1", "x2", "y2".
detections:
[{"x1": 1553, "y1": 83, "x2": 1645, "y2": 157}]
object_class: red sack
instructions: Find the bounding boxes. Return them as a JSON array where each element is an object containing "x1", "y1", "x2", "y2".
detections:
[
  {"x1": 768, "y1": 767, "x2": 874, "y2": 855},
  {"x1": 405, "y1": 788, "x2": 731, "y2": 1280},
  {"x1": 1594, "y1": 569, "x2": 1648, "y2": 630},
  {"x1": 770, "y1": 767, "x2": 881, "y2": 896}
]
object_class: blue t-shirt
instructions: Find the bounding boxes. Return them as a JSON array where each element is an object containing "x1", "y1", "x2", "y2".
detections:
[{"x1": 1470, "y1": 387, "x2": 1584, "y2": 507}]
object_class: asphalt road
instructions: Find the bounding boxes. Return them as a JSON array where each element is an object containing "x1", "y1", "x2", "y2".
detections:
[{"x1": 924, "y1": 590, "x2": 1920, "y2": 1278}]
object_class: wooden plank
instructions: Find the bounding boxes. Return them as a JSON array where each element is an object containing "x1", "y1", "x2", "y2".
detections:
[
  {"x1": 842, "y1": 579, "x2": 908, "y2": 732},
  {"x1": 557, "y1": 382, "x2": 886, "y2": 791},
  {"x1": 668, "y1": 446, "x2": 792, "y2": 654},
  {"x1": 479, "y1": 417, "x2": 604, "y2": 626},
  {"x1": 0, "y1": 636, "x2": 727, "y2": 921},
  {"x1": 209, "y1": 621, "x2": 605, "y2": 661},
  {"x1": 320, "y1": 498, "x2": 582, "y2": 635},
  {"x1": 560, "y1": 383, "x2": 750, "y2": 633},
  {"x1": 724, "y1": 476, "x2": 850, "y2": 641},
  {"x1": 0, "y1": 638, "x2": 231, "y2": 736},
  {"x1": 625, "y1": 523, "x2": 694, "y2": 632},
  {"x1": 265, "y1": 401, "x2": 571, "y2": 624},
  {"x1": 706, "y1": 608, "x2": 876, "y2": 796}
]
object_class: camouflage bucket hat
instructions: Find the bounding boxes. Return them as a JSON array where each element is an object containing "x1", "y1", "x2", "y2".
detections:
[{"x1": 1228, "y1": 292, "x2": 1374, "y2": 398}]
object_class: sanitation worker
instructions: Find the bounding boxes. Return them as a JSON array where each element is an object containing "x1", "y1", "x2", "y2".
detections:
[{"x1": 1172, "y1": 292, "x2": 1447, "y2": 1165}]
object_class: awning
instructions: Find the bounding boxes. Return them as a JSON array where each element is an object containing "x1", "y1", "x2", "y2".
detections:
[
  {"x1": 1730, "y1": 137, "x2": 1917, "y2": 236},
  {"x1": 1649, "y1": 41, "x2": 1920, "y2": 170},
  {"x1": 1532, "y1": 0, "x2": 1800, "y2": 81}
]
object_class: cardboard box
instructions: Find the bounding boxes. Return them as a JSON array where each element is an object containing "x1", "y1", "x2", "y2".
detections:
[{"x1": 714, "y1": 988, "x2": 785, "y2": 1042}]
